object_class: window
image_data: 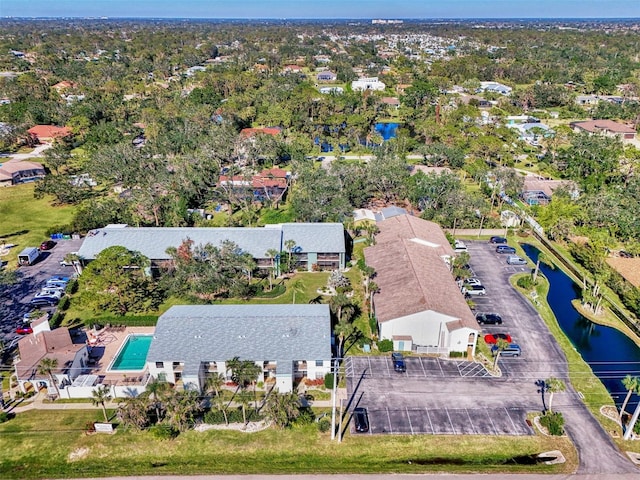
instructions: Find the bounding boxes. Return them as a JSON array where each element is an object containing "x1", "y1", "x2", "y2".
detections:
[
  {"x1": 155, "y1": 361, "x2": 164, "y2": 368},
  {"x1": 315, "y1": 360, "x2": 324, "y2": 367}
]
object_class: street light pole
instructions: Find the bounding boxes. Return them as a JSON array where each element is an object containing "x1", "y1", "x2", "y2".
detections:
[{"x1": 330, "y1": 358, "x2": 338, "y2": 440}]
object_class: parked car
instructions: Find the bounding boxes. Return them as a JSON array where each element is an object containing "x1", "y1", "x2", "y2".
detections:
[
  {"x1": 491, "y1": 343, "x2": 521, "y2": 357},
  {"x1": 463, "y1": 278, "x2": 483, "y2": 287},
  {"x1": 23, "y1": 310, "x2": 50, "y2": 323},
  {"x1": 484, "y1": 333, "x2": 513, "y2": 344},
  {"x1": 16, "y1": 325, "x2": 33, "y2": 335},
  {"x1": 489, "y1": 236, "x2": 507, "y2": 244},
  {"x1": 59, "y1": 253, "x2": 79, "y2": 267},
  {"x1": 48, "y1": 276, "x2": 71, "y2": 283},
  {"x1": 476, "y1": 313, "x2": 503, "y2": 325},
  {"x1": 506, "y1": 255, "x2": 527, "y2": 265},
  {"x1": 464, "y1": 285, "x2": 486, "y2": 296},
  {"x1": 39, "y1": 240, "x2": 56, "y2": 251},
  {"x1": 353, "y1": 407, "x2": 370, "y2": 433},
  {"x1": 41, "y1": 287, "x2": 65, "y2": 296},
  {"x1": 30, "y1": 292, "x2": 61, "y2": 306},
  {"x1": 454, "y1": 240, "x2": 468, "y2": 253},
  {"x1": 496, "y1": 245, "x2": 516, "y2": 254},
  {"x1": 45, "y1": 279, "x2": 69, "y2": 289},
  {"x1": 391, "y1": 352, "x2": 406, "y2": 373}
]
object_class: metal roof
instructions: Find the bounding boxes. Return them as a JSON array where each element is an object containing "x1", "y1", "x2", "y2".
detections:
[
  {"x1": 147, "y1": 304, "x2": 332, "y2": 366},
  {"x1": 77, "y1": 224, "x2": 345, "y2": 261}
]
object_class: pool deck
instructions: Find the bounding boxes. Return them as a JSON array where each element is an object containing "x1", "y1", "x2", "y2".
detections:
[{"x1": 86, "y1": 326, "x2": 154, "y2": 386}]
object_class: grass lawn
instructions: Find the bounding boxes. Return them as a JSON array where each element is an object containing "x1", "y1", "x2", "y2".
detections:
[
  {"x1": 0, "y1": 410, "x2": 575, "y2": 478},
  {"x1": 0, "y1": 183, "x2": 76, "y2": 266}
]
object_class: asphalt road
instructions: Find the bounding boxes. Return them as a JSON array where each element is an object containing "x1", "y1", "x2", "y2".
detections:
[
  {"x1": 0, "y1": 237, "x2": 84, "y2": 346},
  {"x1": 345, "y1": 239, "x2": 638, "y2": 474}
]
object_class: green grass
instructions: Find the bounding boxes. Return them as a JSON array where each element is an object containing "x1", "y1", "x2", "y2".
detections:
[
  {"x1": 0, "y1": 183, "x2": 76, "y2": 266},
  {"x1": 0, "y1": 410, "x2": 576, "y2": 478}
]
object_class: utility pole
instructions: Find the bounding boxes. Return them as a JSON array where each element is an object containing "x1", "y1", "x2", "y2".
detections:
[{"x1": 330, "y1": 358, "x2": 338, "y2": 440}]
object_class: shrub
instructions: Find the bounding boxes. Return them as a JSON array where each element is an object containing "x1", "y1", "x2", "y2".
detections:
[
  {"x1": 317, "y1": 418, "x2": 331, "y2": 433},
  {"x1": 65, "y1": 279, "x2": 79, "y2": 295},
  {"x1": 540, "y1": 411, "x2": 564, "y2": 436},
  {"x1": 149, "y1": 423, "x2": 178, "y2": 439},
  {"x1": 323, "y1": 374, "x2": 334, "y2": 390},
  {"x1": 517, "y1": 276, "x2": 534, "y2": 289},
  {"x1": 58, "y1": 296, "x2": 70, "y2": 311},
  {"x1": 44, "y1": 225, "x2": 72, "y2": 236},
  {"x1": 50, "y1": 311, "x2": 64, "y2": 328},
  {"x1": 449, "y1": 351, "x2": 465, "y2": 358},
  {"x1": 0, "y1": 411, "x2": 11, "y2": 423},
  {"x1": 377, "y1": 339, "x2": 393, "y2": 352}
]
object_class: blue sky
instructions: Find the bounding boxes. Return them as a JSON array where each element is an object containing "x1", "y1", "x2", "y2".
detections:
[{"x1": 1, "y1": 0, "x2": 639, "y2": 19}]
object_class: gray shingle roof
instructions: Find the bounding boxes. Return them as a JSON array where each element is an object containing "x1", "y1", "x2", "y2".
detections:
[
  {"x1": 147, "y1": 304, "x2": 331, "y2": 367},
  {"x1": 280, "y1": 223, "x2": 345, "y2": 254},
  {"x1": 77, "y1": 224, "x2": 345, "y2": 261}
]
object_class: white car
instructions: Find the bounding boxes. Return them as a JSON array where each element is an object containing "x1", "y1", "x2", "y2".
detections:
[
  {"x1": 59, "y1": 253, "x2": 79, "y2": 267},
  {"x1": 464, "y1": 278, "x2": 483, "y2": 287},
  {"x1": 454, "y1": 240, "x2": 468, "y2": 253}
]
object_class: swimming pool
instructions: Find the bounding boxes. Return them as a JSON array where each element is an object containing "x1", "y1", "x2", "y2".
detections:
[{"x1": 108, "y1": 334, "x2": 153, "y2": 372}]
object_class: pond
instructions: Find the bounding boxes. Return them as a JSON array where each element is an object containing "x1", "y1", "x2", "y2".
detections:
[{"x1": 521, "y1": 244, "x2": 640, "y2": 413}]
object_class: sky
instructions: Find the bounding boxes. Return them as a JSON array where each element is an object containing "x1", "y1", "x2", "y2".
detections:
[{"x1": 1, "y1": 0, "x2": 639, "y2": 19}]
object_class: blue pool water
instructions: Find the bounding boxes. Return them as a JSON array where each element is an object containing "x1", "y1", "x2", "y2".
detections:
[
  {"x1": 521, "y1": 244, "x2": 640, "y2": 412},
  {"x1": 109, "y1": 334, "x2": 152, "y2": 371},
  {"x1": 374, "y1": 122, "x2": 399, "y2": 141}
]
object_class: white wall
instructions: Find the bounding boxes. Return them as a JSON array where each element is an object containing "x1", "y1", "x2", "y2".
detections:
[
  {"x1": 380, "y1": 310, "x2": 458, "y2": 347},
  {"x1": 448, "y1": 328, "x2": 477, "y2": 355}
]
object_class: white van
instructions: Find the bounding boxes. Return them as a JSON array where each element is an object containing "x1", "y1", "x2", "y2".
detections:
[{"x1": 454, "y1": 240, "x2": 468, "y2": 253}]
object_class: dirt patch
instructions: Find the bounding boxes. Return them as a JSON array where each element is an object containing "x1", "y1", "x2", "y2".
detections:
[
  {"x1": 68, "y1": 447, "x2": 90, "y2": 462},
  {"x1": 606, "y1": 257, "x2": 640, "y2": 288},
  {"x1": 195, "y1": 420, "x2": 270, "y2": 433}
]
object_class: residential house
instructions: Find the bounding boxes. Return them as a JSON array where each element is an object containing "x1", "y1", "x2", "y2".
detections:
[
  {"x1": 76, "y1": 222, "x2": 346, "y2": 272},
  {"x1": 239, "y1": 127, "x2": 282, "y2": 138},
  {"x1": 146, "y1": 304, "x2": 332, "y2": 393},
  {"x1": 52, "y1": 81, "x2": 77, "y2": 93},
  {"x1": 282, "y1": 65, "x2": 303, "y2": 74},
  {"x1": 14, "y1": 318, "x2": 89, "y2": 395},
  {"x1": 218, "y1": 167, "x2": 290, "y2": 203},
  {"x1": 0, "y1": 161, "x2": 45, "y2": 186},
  {"x1": 27, "y1": 125, "x2": 71, "y2": 143},
  {"x1": 316, "y1": 71, "x2": 337, "y2": 82},
  {"x1": 570, "y1": 119, "x2": 637, "y2": 142},
  {"x1": 575, "y1": 95, "x2": 600, "y2": 106},
  {"x1": 479, "y1": 81, "x2": 512, "y2": 95},
  {"x1": 351, "y1": 77, "x2": 386, "y2": 92},
  {"x1": 319, "y1": 86, "x2": 344, "y2": 95},
  {"x1": 365, "y1": 214, "x2": 478, "y2": 356},
  {"x1": 521, "y1": 178, "x2": 578, "y2": 206},
  {"x1": 380, "y1": 97, "x2": 400, "y2": 109}
]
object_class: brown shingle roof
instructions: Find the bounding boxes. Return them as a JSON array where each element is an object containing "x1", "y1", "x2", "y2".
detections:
[
  {"x1": 15, "y1": 329, "x2": 84, "y2": 380},
  {"x1": 571, "y1": 119, "x2": 636, "y2": 134},
  {"x1": 365, "y1": 215, "x2": 476, "y2": 331}
]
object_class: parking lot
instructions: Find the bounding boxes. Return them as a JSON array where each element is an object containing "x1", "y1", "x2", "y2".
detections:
[
  {"x1": 345, "y1": 239, "x2": 570, "y2": 437},
  {"x1": 0, "y1": 237, "x2": 84, "y2": 345}
]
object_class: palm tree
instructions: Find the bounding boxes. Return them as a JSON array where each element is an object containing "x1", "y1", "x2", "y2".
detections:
[
  {"x1": 265, "y1": 248, "x2": 279, "y2": 291},
  {"x1": 206, "y1": 373, "x2": 228, "y2": 425},
  {"x1": 620, "y1": 375, "x2": 640, "y2": 421},
  {"x1": 545, "y1": 377, "x2": 566, "y2": 413},
  {"x1": 37, "y1": 357, "x2": 59, "y2": 399},
  {"x1": 290, "y1": 279, "x2": 305, "y2": 304},
  {"x1": 334, "y1": 320, "x2": 355, "y2": 358},
  {"x1": 329, "y1": 293, "x2": 351, "y2": 322},
  {"x1": 492, "y1": 338, "x2": 509, "y2": 370},
  {"x1": 264, "y1": 390, "x2": 301, "y2": 428},
  {"x1": 91, "y1": 385, "x2": 112, "y2": 422},
  {"x1": 144, "y1": 377, "x2": 170, "y2": 422},
  {"x1": 284, "y1": 239, "x2": 296, "y2": 271}
]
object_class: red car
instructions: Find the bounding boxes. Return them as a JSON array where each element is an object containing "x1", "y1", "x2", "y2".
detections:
[
  {"x1": 16, "y1": 325, "x2": 33, "y2": 335},
  {"x1": 40, "y1": 240, "x2": 56, "y2": 251},
  {"x1": 484, "y1": 333, "x2": 512, "y2": 344}
]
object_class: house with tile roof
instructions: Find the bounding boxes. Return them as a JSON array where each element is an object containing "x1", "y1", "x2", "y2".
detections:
[
  {"x1": 218, "y1": 167, "x2": 290, "y2": 203},
  {"x1": 365, "y1": 215, "x2": 478, "y2": 356},
  {"x1": 147, "y1": 304, "x2": 332, "y2": 393},
  {"x1": 0, "y1": 161, "x2": 45, "y2": 186},
  {"x1": 570, "y1": 119, "x2": 636, "y2": 141},
  {"x1": 14, "y1": 318, "x2": 89, "y2": 395},
  {"x1": 27, "y1": 125, "x2": 71, "y2": 143},
  {"x1": 77, "y1": 222, "x2": 346, "y2": 272},
  {"x1": 239, "y1": 127, "x2": 282, "y2": 138}
]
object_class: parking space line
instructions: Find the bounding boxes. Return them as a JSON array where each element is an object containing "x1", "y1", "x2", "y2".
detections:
[
  {"x1": 386, "y1": 407, "x2": 393, "y2": 434},
  {"x1": 465, "y1": 408, "x2": 476, "y2": 434},
  {"x1": 419, "y1": 357, "x2": 427, "y2": 377},
  {"x1": 406, "y1": 407, "x2": 414, "y2": 434},
  {"x1": 504, "y1": 407, "x2": 518, "y2": 433},
  {"x1": 486, "y1": 407, "x2": 498, "y2": 435},
  {"x1": 437, "y1": 358, "x2": 445, "y2": 377},
  {"x1": 445, "y1": 408, "x2": 456, "y2": 434},
  {"x1": 367, "y1": 357, "x2": 373, "y2": 378},
  {"x1": 426, "y1": 407, "x2": 434, "y2": 434}
]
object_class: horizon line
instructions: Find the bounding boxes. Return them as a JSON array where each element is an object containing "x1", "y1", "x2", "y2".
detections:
[{"x1": 2, "y1": 16, "x2": 640, "y2": 21}]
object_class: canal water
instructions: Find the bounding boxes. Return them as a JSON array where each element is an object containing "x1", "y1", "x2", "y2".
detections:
[{"x1": 521, "y1": 244, "x2": 640, "y2": 413}]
